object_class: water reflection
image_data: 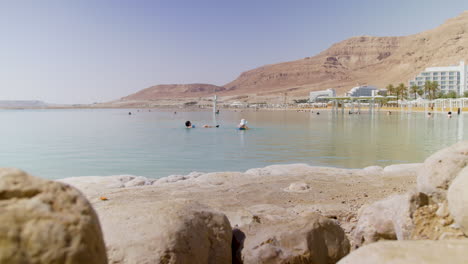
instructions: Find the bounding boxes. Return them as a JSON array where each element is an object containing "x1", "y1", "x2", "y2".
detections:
[{"x1": 0, "y1": 109, "x2": 466, "y2": 178}]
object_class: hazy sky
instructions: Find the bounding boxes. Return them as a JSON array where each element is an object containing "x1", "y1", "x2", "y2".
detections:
[{"x1": 1, "y1": 0, "x2": 468, "y2": 104}]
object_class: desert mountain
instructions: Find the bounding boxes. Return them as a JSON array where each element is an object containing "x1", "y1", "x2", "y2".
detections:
[
  {"x1": 121, "y1": 84, "x2": 226, "y2": 100},
  {"x1": 121, "y1": 11, "x2": 468, "y2": 102}
]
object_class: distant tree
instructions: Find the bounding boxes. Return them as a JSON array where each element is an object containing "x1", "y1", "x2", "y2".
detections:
[
  {"x1": 294, "y1": 99, "x2": 309, "y2": 104},
  {"x1": 436, "y1": 91, "x2": 445, "y2": 99},
  {"x1": 386, "y1": 84, "x2": 396, "y2": 96},
  {"x1": 396, "y1": 83, "x2": 408, "y2": 101},
  {"x1": 409, "y1": 85, "x2": 420, "y2": 100},
  {"x1": 424, "y1": 81, "x2": 439, "y2": 100},
  {"x1": 417, "y1": 89, "x2": 424, "y2": 97},
  {"x1": 446, "y1": 91, "x2": 458, "y2": 99}
]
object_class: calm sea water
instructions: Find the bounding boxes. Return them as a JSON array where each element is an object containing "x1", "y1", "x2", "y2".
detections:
[{"x1": 0, "y1": 109, "x2": 464, "y2": 179}]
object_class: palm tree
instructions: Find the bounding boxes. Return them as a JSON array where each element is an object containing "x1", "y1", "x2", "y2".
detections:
[
  {"x1": 397, "y1": 83, "x2": 408, "y2": 101},
  {"x1": 430, "y1": 81, "x2": 440, "y2": 100},
  {"x1": 386, "y1": 84, "x2": 396, "y2": 95},
  {"x1": 386, "y1": 84, "x2": 396, "y2": 106},
  {"x1": 417, "y1": 89, "x2": 424, "y2": 98},
  {"x1": 424, "y1": 81, "x2": 439, "y2": 100},
  {"x1": 424, "y1": 81, "x2": 432, "y2": 99},
  {"x1": 409, "y1": 85, "x2": 420, "y2": 100}
]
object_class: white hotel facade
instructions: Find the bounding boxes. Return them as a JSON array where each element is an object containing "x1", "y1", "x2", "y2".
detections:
[{"x1": 409, "y1": 61, "x2": 467, "y2": 95}]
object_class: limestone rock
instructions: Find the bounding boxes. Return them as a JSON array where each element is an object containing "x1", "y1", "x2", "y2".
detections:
[
  {"x1": 97, "y1": 199, "x2": 232, "y2": 264},
  {"x1": 363, "y1": 166, "x2": 383, "y2": 174},
  {"x1": 448, "y1": 166, "x2": 468, "y2": 236},
  {"x1": 285, "y1": 182, "x2": 310, "y2": 192},
  {"x1": 383, "y1": 163, "x2": 422, "y2": 178},
  {"x1": 241, "y1": 213, "x2": 350, "y2": 264},
  {"x1": 410, "y1": 203, "x2": 464, "y2": 240},
  {"x1": 123, "y1": 176, "x2": 154, "y2": 187},
  {"x1": 417, "y1": 141, "x2": 468, "y2": 201},
  {"x1": 352, "y1": 191, "x2": 428, "y2": 247},
  {"x1": 338, "y1": 240, "x2": 468, "y2": 264},
  {"x1": 0, "y1": 168, "x2": 107, "y2": 264}
]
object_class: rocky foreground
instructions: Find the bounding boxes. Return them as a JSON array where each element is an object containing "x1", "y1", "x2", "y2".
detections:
[{"x1": 2, "y1": 142, "x2": 468, "y2": 263}]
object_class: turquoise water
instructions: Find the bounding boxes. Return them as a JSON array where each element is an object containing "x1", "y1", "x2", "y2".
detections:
[{"x1": 0, "y1": 109, "x2": 465, "y2": 179}]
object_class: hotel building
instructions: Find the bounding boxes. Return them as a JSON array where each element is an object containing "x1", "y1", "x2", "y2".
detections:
[
  {"x1": 345, "y1": 85, "x2": 380, "y2": 97},
  {"x1": 408, "y1": 61, "x2": 467, "y2": 95},
  {"x1": 309, "y1": 88, "x2": 336, "y2": 102}
]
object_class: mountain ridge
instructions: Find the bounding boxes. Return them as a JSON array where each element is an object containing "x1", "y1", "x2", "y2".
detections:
[{"x1": 120, "y1": 11, "x2": 468, "y2": 103}]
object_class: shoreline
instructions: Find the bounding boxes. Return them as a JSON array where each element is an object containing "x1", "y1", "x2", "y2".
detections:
[
  {"x1": 59, "y1": 162, "x2": 421, "y2": 251},
  {"x1": 2, "y1": 105, "x2": 467, "y2": 114},
  {"x1": 6, "y1": 142, "x2": 468, "y2": 263}
]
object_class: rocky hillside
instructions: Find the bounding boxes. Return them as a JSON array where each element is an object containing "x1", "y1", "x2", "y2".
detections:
[
  {"x1": 121, "y1": 83, "x2": 226, "y2": 100},
  {"x1": 120, "y1": 11, "x2": 468, "y2": 101}
]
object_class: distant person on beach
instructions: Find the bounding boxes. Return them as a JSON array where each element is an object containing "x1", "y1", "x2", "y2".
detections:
[
  {"x1": 448, "y1": 111, "x2": 452, "y2": 118},
  {"x1": 185, "y1": 121, "x2": 195, "y2": 128},
  {"x1": 238, "y1": 119, "x2": 249, "y2": 129}
]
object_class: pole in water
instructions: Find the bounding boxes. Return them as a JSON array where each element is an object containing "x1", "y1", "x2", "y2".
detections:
[{"x1": 213, "y1": 95, "x2": 217, "y2": 113}]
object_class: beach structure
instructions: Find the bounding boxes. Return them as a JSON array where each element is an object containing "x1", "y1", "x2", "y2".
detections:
[
  {"x1": 346, "y1": 85, "x2": 380, "y2": 97},
  {"x1": 309, "y1": 89, "x2": 336, "y2": 102},
  {"x1": 213, "y1": 95, "x2": 217, "y2": 113},
  {"x1": 408, "y1": 61, "x2": 467, "y2": 95}
]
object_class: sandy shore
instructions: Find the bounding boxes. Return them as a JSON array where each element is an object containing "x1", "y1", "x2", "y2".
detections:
[{"x1": 60, "y1": 163, "x2": 421, "y2": 242}]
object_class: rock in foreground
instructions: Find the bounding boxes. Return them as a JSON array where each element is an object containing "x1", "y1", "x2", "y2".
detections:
[
  {"x1": 241, "y1": 213, "x2": 350, "y2": 264},
  {"x1": 97, "y1": 199, "x2": 232, "y2": 264},
  {"x1": 448, "y1": 166, "x2": 468, "y2": 236},
  {"x1": 417, "y1": 141, "x2": 468, "y2": 202},
  {"x1": 352, "y1": 191, "x2": 428, "y2": 247},
  {"x1": 338, "y1": 240, "x2": 468, "y2": 264},
  {"x1": 0, "y1": 168, "x2": 107, "y2": 264}
]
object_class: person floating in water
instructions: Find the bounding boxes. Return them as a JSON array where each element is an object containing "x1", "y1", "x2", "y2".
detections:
[
  {"x1": 387, "y1": 111, "x2": 392, "y2": 115},
  {"x1": 186, "y1": 121, "x2": 219, "y2": 128},
  {"x1": 448, "y1": 111, "x2": 452, "y2": 118},
  {"x1": 316, "y1": 112, "x2": 320, "y2": 115},
  {"x1": 185, "y1": 121, "x2": 195, "y2": 128},
  {"x1": 427, "y1": 112, "x2": 432, "y2": 118},
  {"x1": 128, "y1": 112, "x2": 132, "y2": 115},
  {"x1": 238, "y1": 119, "x2": 249, "y2": 130}
]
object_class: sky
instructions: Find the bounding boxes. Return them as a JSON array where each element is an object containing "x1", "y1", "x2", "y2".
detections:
[{"x1": 1, "y1": 0, "x2": 468, "y2": 104}]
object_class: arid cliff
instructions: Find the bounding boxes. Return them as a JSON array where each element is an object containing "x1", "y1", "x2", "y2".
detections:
[{"x1": 119, "y1": 11, "x2": 468, "y2": 104}]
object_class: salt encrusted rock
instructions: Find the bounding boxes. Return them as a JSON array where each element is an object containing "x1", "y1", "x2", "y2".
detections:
[
  {"x1": 363, "y1": 166, "x2": 383, "y2": 174},
  {"x1": 417, "y1": 141, "x2": 468, "y2": 201},
  {"x1": 448, "y1": 166, "x2": 468, "y2": 236},
  {"x1": 337, "y1": 240, "x2": 468, "y2": 264},
  {"x1": 0, "y1": 168, "x2": 107, "y2": 264},
  {"x1": 241, "y1": 213, "x2": 350, "y2": 264},
  {"x1": 123, "y1": 176, "x2": 154, "y2": 187},
  {"x1": 285, "y1": 182, "x2": 310, "y2": 192},
  {"x1": 98, "y1": 199, "x2": 232, "y2": 264},
  {"x1": 352, "y1": 191, "x2": 428, "y2": 247},
  {"x1": 383, "y1": 163, "x2": 422, "y2": 177}
]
